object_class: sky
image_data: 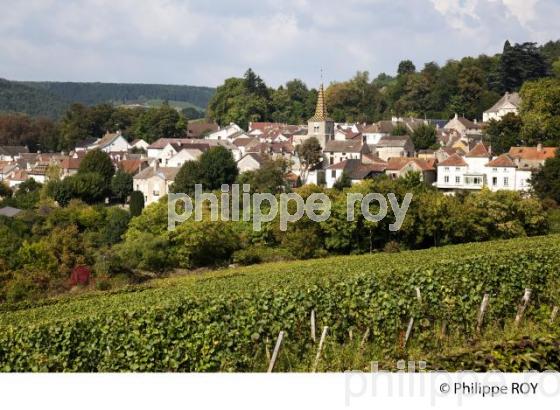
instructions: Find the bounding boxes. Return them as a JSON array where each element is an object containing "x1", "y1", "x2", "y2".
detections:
[{"x1": 0, "y1": 0, "x2": 559, "y2": 88}]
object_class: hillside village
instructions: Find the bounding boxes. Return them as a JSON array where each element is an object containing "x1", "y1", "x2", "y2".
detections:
[{"x1": 0, "y1": 83, "x2": 555, "y2": 207}]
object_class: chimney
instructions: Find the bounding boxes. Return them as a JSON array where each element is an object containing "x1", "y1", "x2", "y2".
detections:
[
  {"x1": 537, "y1": 143, "x2": 543, "y2": 152},
  {"x1": 454, "y1": 113, "x2": 458, "y2": 120}
]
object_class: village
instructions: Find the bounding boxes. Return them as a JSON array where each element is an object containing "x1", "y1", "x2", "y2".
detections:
[{"x1": 0, "y1": 85, "x2": 554, "y2": 211}]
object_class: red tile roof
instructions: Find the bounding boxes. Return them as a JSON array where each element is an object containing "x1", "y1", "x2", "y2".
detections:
[
  {"x1": 466, "y1": 142, "x2": 490, "y2": 158},
  {"x1": 486, "y1": 154, "x2": 517, "y2": 168},
  {"x1": 438, "y1": 154, "x2": 468, "y2": 167},
  {"x1": 508, "y1": 146, "x2": 557, "y2": 161}
]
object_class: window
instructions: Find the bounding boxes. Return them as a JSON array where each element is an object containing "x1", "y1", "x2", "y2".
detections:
[
  {"x1": 445, "y1": 167, "x2": 450, "y2": 172},
  {"x1": 153, "y1": 190, "x2": 160, "y2": 196},
  {"x1": 492, "y1": 168, "x2": 497, "y2": 172},
  {"x1": 455, "y1": 167, "x2": 460, "y2": 171},
  {"x1": 455, "y1": 176, "x2": 460, "y2": 184},
  {"x1": 504, "y1": 177, "x2": 509, "y2": 187},
  {"x1": 444, "y1": 176, "x2": 449, "y2": 183},
  {"x1": 492, "y1": 177, "x2": 497, "y2": 186},
  {"x1": 329, "y1": 157, "x2": 334, "y2": 165},
  {"x1": 314, "y1": 125, "x2": 320, "y2": 133},
  {"x1": 331, "y1": 170, "x2": 336, "y2": 178}
]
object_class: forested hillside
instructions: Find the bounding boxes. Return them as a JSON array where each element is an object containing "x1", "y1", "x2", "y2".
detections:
[
  {"x1": 0, "y1": 79, "x2": 215, "y2": 119},
  {"x1": 21, "y1": 81, "x2": 215, "y2": 111},
  {"x1": 0, "y1": 79, "x2": 69, "y2": 119}
]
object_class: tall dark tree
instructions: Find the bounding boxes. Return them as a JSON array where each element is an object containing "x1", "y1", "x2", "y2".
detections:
[
  {"x1": 483, "y1": 114, "x2": 522, "y2": 155},
  {"x1": 501, "y1": 41, "x2": 548, "y2": 92},
  {"x1": 79, "y1": 149, "x2": 115, "y2": 184}
]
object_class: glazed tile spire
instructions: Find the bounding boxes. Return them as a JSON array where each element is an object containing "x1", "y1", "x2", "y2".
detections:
[{"x1": 309, "y1": 83, "x2": 328, "y2": 121}]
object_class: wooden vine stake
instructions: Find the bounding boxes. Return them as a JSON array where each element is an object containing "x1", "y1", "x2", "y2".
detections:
[
  {"x1": 267, "y1": 331, "x2": 285, "y2": 373},
  {"x1": 515, "y1": 288, "x2": 532, "y2": 327},
  {"x1": 404, "y1": 287, "x2": 421, "y2": 348},
  {"x1": 404, "y1": 318, "x2": 414, "y2": 347},
  {"x1": 476, "y1": 294, "x2": 490, "y2": 334},
  {"x1": 360, "y1": 327, "x2": 370, "y2": 351},
  {"x1": 312, "y1": 326, "x2": 329, "y2": 372},
  {"x1": 310, "y1": 310, "x2": 316, "y2": 343},
  {"x1": 550, "y1": 306, "x2": 559, "y2": 324}
]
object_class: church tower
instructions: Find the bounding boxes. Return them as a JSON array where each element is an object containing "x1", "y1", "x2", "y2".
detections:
[{"x1": 307, "y1": 83, "x2": 334, "y2": 149}]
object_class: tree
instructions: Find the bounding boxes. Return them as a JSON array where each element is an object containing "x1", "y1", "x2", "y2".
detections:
[
  {"x1": 531, "y1": 150, "x2": 560, "y2": 203},
  {"x1": 483, "y1": 113, "x2": 522, "y2": 155},
  {"x1": 501, "y1": 41, "x2": 548, "y2": 92},
  {"x1": 333, "y1": 172, "x2": 352, "y2": 190},
  {"x1": 131, "y1": 103, "x2": 187, "y2": 143},
  {"x1": 79, "y1": 149, "x2": 115, "y2": 184},
  {"x1": 48, "y1": 172, "x2": 107, "y2": 206},
  {"x1": 411, "y1": 123, "x2": 437, "y2": 150},
  {"x1": 207, "y1": 70, "x2": 271, "y2": 129},
  {"x1": 237, "y1": 158, "x2": 289, "y2": 193},
  {"x1": 129, "y1": 191, "x2": 145, "y2": 217},
  {"x1": 9, "y1": 178, "x2": 42, "y2": 209},
  {"x1": 519, "y1": 78, "x2": 560, "y2": 145},
  {"x1": 173, "y1": 147, "x2": 238, "y2": 193},
  {"x1": 198, "y1": 146, "x2": 239, "y2": 190},
  {"x1": 295, "y1": 137, "x2": 323, "y2": 184},
  {"x1": 553, "y1": 59, "x2": 560, "y2": 79},
  {"x1": 111, "y1": 170, "x2": 133, "y2": 204},
  {"x1": 391, "y1": 123, "x2": 408, "y2": 136},
  {"x1": 0, "y1": 182, "x2": 12, "y2": 198},
  {"x1": 172, "y1": 161, "x2": 204, "y2": 194},
  {"x1": 398, "y1": 60, "x2": 416, "y2": 76}
]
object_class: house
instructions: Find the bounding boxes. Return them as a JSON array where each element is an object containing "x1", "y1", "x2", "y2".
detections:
[
  {"x1": 385, "y1": 158, "x2": 436, "y2": 185},
  {"x1": 87, "y1": 131, "x2": 131, "y2": 153},
  {"x1": 237, "y1": 153, "x2": 267, "y2": 173},
  {"x1": 444, "y1": 114, "x2": 483, "y2": 139},
  {"x1": 436, "y1": 142, "x2": 535, "y2": 192},
  {"x1": 206, "y1": 123, "x2": 244, "y2": 142},
  {"x1": 130, "y1": 139, "x2": 149, "y2": 151},
  {"x1": 118, "y1": 159, "x2": 149, "y2": 175},
  {"x1": 158, "y1": 142, "x2": 210, "y2": 166},
  {"x1": 187, "y1": 121, "x2": 219, "y2": 138},
  {"x1": 483, "y1": 92, "x2": 521, "y2": 123},
  {"x1": 27, "y1": 163, "x2": 49, "y2": 184},
  {"x1": 373, "y1": 135, "x2": 415, "y2": 161},
  {"x1": 325, "y1": 159, "x2": 386, "y2": 188},
  {"x1": 166, "y1": 148, "x2": 205, "y2": 168},
  {"x1": 232, "y1": 137, "x2": 259, "y2": 157},
  {"x1": 485, "y1": 154, "x2": 532, "y2": 191},
  {"x1": 132, "y1": 163, "x2": 180, "y2": 205},
  {"x1": 324, "y1": 139, "x2": 370, "y2": 166},
  {"x1": 0, "y1": 146, "x2": 29, "y2": 161},
  {"x1": 436, "y1": 154, "x2": 470, "y2": 190},
  {"x1": 148, "y1": 138, "x2": 240, "y2": 161},
  {"x1": 74, "y1": 137, "x2": 98, "y2": 152},
  {"x1": 60, "y1": 157, "x2": 82, "y2": 178},
  {"x1": 0, "y1": 162, "x2": 17, "y2": 182},
  {"x1": 6, "y1": 169, "x2": 29, "y2": 188},
  {"x1": 508, "y1": 144, "x2": 557, "y2": 170}
]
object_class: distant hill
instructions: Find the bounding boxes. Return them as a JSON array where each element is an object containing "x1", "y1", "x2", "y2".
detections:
[
  {"x1": 0, "y1": 79, "x2": 215, "y2": 119},
  {"x1": 0, "y1": 78, "x2": 70, "y2": 118},
  {"x1": 21, "y1": 81, "x2": 215, "y2": 112}
]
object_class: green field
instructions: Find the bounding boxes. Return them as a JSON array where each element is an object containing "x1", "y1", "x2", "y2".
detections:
[{"x1": 1, "y1": 235, "x2": 560, "y2": 372}]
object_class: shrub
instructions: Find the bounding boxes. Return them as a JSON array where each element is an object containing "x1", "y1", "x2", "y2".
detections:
[{"x1": 129, "y1": 191, "x2": 145, "y2": 217}]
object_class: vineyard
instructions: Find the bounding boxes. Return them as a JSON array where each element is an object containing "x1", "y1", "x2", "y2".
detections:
[{"x1": 1, "y1": 235, "x2": 560, "y2": 372}]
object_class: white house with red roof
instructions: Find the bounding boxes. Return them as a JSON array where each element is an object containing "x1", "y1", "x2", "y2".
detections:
[{"x1": 436, "y1": 142, "x2": 550, "y2": 192}]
